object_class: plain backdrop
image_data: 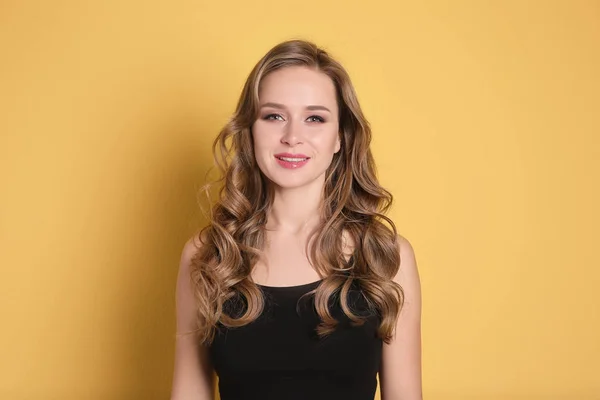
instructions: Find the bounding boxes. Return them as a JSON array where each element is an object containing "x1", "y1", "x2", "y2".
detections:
[{"x1": 1, "y1": 1, "x2": 599, "y2": 399}]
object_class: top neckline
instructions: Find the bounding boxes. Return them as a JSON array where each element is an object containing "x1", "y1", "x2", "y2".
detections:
[
  {"x1": 255, "y1": 279, "x2": 323, "y2": 290},
  {"x1": 254, "y1": 255, "x2": 354, "y2": 290}
]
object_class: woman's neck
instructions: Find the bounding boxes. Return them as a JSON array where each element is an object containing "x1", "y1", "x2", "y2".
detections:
[{"x1": 266, "y1": 183, "x2": 323, "y2": 234}]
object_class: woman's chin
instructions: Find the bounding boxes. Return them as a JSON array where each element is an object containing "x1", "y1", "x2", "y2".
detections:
[
  {"x1": 265, "y1": 174, "x2": 317, "y2": 190},
  {"x1": 269, "y1": 179, "x2": 311, "y2": 190}
]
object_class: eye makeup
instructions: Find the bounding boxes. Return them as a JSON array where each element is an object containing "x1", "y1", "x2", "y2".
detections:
[{"x1": 261, "y1": 114, "x2": 326, "y2": 123}]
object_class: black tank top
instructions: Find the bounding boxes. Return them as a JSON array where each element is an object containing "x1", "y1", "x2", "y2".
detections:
[{"x1": 209, "y1": 279, "x2": 383, "y2": 400}]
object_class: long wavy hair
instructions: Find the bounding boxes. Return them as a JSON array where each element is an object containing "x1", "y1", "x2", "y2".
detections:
[{"x1": 189, "y1": 39, "x2": 404, "y2": 345}]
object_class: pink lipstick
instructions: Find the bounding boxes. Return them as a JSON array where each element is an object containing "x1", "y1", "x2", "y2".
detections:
[{"x1": 274, "y1": 153, "x2": 310, "y2": 169}]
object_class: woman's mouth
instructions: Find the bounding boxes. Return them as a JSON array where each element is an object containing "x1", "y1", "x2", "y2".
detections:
[{"x1": 274, "y1": 154, "x2": 310, "y2": 169}]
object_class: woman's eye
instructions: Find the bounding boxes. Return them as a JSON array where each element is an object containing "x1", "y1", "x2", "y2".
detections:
[
  {"x1": 307, "y1": 115, "x2": 325, "y2": 123},
  {"x1": 262, "y1": 114, "x2": 324, "y2": 123}
]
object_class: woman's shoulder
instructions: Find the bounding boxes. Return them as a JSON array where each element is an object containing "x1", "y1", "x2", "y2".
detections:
[
  {"x1": 180, "y1": 230, "x2": 208, "y2": 267},
  {"x1": 395, "y1": 233, "x2": 415, "y2": 256},
  {"x1": 395, "y1": 234, "x2": 416, "y2": 264}
]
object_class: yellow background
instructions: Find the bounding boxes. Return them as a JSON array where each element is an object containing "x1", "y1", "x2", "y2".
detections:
[{"x1": 1, "y1": 1, "x2": 599, "y2": 399}]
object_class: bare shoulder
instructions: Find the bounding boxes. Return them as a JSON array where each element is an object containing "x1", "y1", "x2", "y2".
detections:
[
  {"x1": 178, "y1": 230, "x2": 210, "y2": 282},
  {"x1": 180, "y1": 231, "x2": 205, "y2": 265},
  {"x1": 393, "y1": 234, "x2": 422, "y2": 341},
  {"x1": 176, "y1": 232, "x2": 204, "y2": 329},
  {"x1": 396, "y1": 234, "x2": 418, "y2": 272},
  {"x1": 171, "y1": 230, "x2": 215, "y2": 399},
  {"x1": 380, "y1": 234, "x2": 423, "y2": 398},
  {"x1": 175, "y1": 230, "x2": 210, "y2": 333},
  {"x1": 396, "y1": 233, "x2": 415, "y2": 255}
]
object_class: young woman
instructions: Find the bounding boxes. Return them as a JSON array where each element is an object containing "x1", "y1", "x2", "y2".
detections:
[{"x1": 171, "y1": 39, "x2": 422, "y2": 400}]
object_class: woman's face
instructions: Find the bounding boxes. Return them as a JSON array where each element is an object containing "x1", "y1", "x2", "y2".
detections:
[{"x1": 252, "y1": 66, "x2": 341, "y2": 190}]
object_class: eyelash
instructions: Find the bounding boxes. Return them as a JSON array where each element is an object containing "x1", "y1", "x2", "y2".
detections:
[{"x1": 263, "y1": 114, "x2": 325, "y2": 123}]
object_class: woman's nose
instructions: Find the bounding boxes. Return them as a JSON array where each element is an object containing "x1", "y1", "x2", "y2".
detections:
[{"x1": 280, "y1": 120, "x2": 303, "y2": 146}]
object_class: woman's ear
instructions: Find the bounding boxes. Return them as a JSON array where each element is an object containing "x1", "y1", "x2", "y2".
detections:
[{"x1": 334, "y1": 133, "x2": 342, "y2": 154}]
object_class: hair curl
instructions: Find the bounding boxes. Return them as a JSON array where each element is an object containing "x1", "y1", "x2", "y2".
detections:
[{"x1": 188, "y1": 39, "x2": 404, "y2": 345}]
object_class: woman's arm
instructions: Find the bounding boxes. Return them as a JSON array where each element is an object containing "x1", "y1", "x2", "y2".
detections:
[
  {"x1": 170, "y1": 236, "x2": 215, "y2": 400},
  {"x1": 379, "y1": 235, "x2": 423, "y2": 400}
]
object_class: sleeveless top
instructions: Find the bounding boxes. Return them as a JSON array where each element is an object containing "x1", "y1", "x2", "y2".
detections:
[{"x1": 209, "y1": 279, "x2": 383, "y2": 400}]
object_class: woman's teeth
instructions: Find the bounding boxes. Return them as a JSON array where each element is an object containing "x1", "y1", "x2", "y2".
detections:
[{"x1": 278, "y1": 157, "x2": 308, "y2": 162}]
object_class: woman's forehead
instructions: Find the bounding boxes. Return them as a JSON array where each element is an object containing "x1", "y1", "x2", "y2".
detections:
[{"x1": 258, "y1": 66, "x2": 337, "y2": 110}]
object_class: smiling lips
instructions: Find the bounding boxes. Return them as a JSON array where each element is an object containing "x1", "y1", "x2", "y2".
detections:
[{"x1": 274, "y1": 153, "x2": 310, "y2": 169}]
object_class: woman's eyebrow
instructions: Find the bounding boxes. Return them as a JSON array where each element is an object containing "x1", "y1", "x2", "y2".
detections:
[
  {"x1": 306, "y1": 105, "x2": 331, "y2": 113},
  {"x1": 260, "y1": 102, "x2": 331, "y2": 113}
]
